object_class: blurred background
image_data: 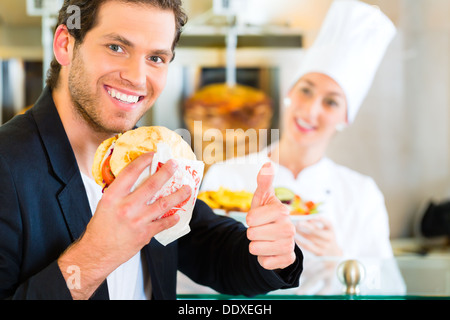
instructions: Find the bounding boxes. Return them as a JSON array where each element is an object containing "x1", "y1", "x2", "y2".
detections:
[{"x1": 0, "y1": 0, "x2": 448, "y2": 243}]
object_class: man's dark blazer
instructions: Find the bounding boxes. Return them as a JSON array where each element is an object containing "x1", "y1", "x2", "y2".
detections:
[{"x1": 0, "y1": 88, "x2": 302, "y2": 300}]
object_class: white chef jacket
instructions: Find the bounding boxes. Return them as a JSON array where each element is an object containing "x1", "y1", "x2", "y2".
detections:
[
  {"x1": 202, "y1": 149, "x2": 393, "y2": 259},
  {"x1": 200, "y1": 147, "x2": 406, "y2": 295}
]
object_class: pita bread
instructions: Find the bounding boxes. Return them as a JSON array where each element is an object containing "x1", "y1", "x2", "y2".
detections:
[{"x1": 92, "y1": 126, "x2": 196, "y2": 188}]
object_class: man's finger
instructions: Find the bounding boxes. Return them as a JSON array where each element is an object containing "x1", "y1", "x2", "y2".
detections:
[
  {"x1": 246, "y1": 202, "x2": 290, "y2": 227},
  {"x1": 106, "y1": 152, "x2": 155, "y2": 195},
  {"x1": 257, "y1": 252, "x2": 297, "y2": 271},
  {"x1": 251, "y1": 162, "x2": 275, "y2": 208},
  {"x1": 144, "y1": 185, "x2": 192, "y2": 223},
  {"x1": 128, "y1": 159, "x2": 178, "y2": 205},
  {"x1": 148, "y1": 213, "x2": 180, "y2": 237},
  {"x1": 247, "y1": 213, "x2": 294, "y2": 241},
  {"x1": 249, "y1": 238, "x2": 295, "y2": 257}
]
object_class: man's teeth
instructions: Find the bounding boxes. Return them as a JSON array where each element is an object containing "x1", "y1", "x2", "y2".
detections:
[{"x1": 108, "y1": 89, "x2": 140, "y2": 104}]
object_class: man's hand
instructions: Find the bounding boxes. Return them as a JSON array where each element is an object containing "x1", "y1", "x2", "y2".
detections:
[
  {"x1": 246, "y1": 162, "x2": 296, "y2": 270},
  {"x1": 58, "y1": 152, "x2": 191, "y2": 299}
]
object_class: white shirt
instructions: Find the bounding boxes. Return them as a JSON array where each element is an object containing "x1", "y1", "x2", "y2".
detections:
[
  {"x1": 80, "y1": 172, "x2": 151, "y2": 300},
  {"x1": 200, "y1": 147, "x2": 406, "y2": 295}
]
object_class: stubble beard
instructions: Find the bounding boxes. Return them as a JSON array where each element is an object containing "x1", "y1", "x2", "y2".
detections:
[{"x1": 67, "y1": 47, "x2": 147, "y2": 135}]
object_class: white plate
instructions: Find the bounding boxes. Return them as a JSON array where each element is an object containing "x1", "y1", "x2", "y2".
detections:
[
  {"x1": 212, "y1": 209, "x2": 227, "y2": 216},
  {"x1": 228, "y1": 211, "x2": 248, "y2": 226},
  {"x1": 289, "y1": 212, "x2": 323, "y2": 223},
  {"x1": 215, "y1": 209, "x2": 322, "y2": 225},
  {"x1": 213, "y1": 209, "x2": 248, "y2": 225}
]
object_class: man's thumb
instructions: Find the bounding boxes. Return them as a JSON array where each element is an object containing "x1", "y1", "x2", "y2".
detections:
[{"x1": 251, "y1": 162, "x2": 275, "y2": 208}]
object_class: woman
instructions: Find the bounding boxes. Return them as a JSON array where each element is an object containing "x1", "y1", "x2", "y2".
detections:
[{"x1": 199, "y1": 0, "x2": 405, "y2": 295}]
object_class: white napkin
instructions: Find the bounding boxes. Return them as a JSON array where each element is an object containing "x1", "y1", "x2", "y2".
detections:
[{"x1": 132, "y1": 143, "x2": 204, "y2": 246}]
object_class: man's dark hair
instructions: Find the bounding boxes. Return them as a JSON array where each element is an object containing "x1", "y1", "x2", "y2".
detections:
[{"x1": 46, "y1": 0, "x2": 188, "y2": 89}]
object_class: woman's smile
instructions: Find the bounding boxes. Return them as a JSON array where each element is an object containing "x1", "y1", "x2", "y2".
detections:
[{"x1": 294, "y1": 117, "x2": 316, "y2": 133}]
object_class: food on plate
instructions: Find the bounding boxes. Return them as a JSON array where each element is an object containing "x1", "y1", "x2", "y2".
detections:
[
  {"x1": 274, "y1": 187, "x2": 296, "y2": 204},
  {"x1": 92, "y1": 126, "x2": 196, "y2": 190},
  {"x1": 274, "y1": 187, "x2": 321, "y2": 216},
  {"x1": 199, "y1": 186, "x2": 320, "y2": 216},
  {"x1": 290, "y1": 195, "x2": 320, "y2": 216},
  {"x1": 198, "y1": 187, "x2": 253, "y2": 212}
]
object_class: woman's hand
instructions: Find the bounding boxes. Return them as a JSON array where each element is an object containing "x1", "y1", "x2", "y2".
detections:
[{"x1": 295, "y1": 216, "x2": 343, "y2": 257}]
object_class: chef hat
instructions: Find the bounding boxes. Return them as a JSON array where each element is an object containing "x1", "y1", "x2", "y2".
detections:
[{"x1": 291, "y1": 0, "x2": 396, "y2": 123}]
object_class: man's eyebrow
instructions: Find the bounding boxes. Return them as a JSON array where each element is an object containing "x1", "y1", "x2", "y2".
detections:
[
  {"x1": 103, "y1": 33, "x2": 134, "y2": 47},
  {"x1": 102, "y1": 33, "x2": 174, "y2": 60},
  {"x1": 151, "y1": 49, "x2": 174, "y2": 59}
]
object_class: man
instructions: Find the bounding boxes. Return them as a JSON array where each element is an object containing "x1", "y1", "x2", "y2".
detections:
[{"x1": 0, "y1": 0, "x2": 302, "y2": 300}]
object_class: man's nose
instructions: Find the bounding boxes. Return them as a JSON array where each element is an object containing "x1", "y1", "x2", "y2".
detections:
[{"x1": 120, "y1": 57, "x2": 147, "y2": 87}]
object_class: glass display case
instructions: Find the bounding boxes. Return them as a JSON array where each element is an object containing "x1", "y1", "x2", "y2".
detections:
[{"x1": 177, "y1": 239, "x2": 450, "y2": 300}]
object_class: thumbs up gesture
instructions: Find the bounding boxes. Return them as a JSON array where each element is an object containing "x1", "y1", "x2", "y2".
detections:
[{"x1": 246, "y1": 162, "x2": 297, "y2": 270}]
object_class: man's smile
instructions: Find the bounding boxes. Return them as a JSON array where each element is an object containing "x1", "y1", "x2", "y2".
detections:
[{"x1": 105, "y1": 85, "x2": 146, "y2": 105}]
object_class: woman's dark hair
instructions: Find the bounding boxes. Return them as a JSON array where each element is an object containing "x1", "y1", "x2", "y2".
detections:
[{"x1": 46, "y1": 0, "x2": 188, "y2": 89}]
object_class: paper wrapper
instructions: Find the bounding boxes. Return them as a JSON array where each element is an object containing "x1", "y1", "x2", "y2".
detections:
[{"x1": 131, "y1": 143, "x2": 204, "y2": 246}]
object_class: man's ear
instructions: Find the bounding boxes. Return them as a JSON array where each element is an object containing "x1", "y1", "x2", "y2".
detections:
[{"x1": 53, "y1": 25, "x2": 74, "y2": 66}]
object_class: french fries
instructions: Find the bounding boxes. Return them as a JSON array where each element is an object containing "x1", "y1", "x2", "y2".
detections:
[{"x1": 198, "y1": 187, "x2": 253, "y2": 212}]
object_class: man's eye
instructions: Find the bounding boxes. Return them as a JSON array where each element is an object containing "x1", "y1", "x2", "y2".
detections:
[
  {"x1": 149, "y1": 56, "x2": 163, "y2": 64},
  {"x1": 109, "y1": 44, "x2": 124, "y2": 53}
]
